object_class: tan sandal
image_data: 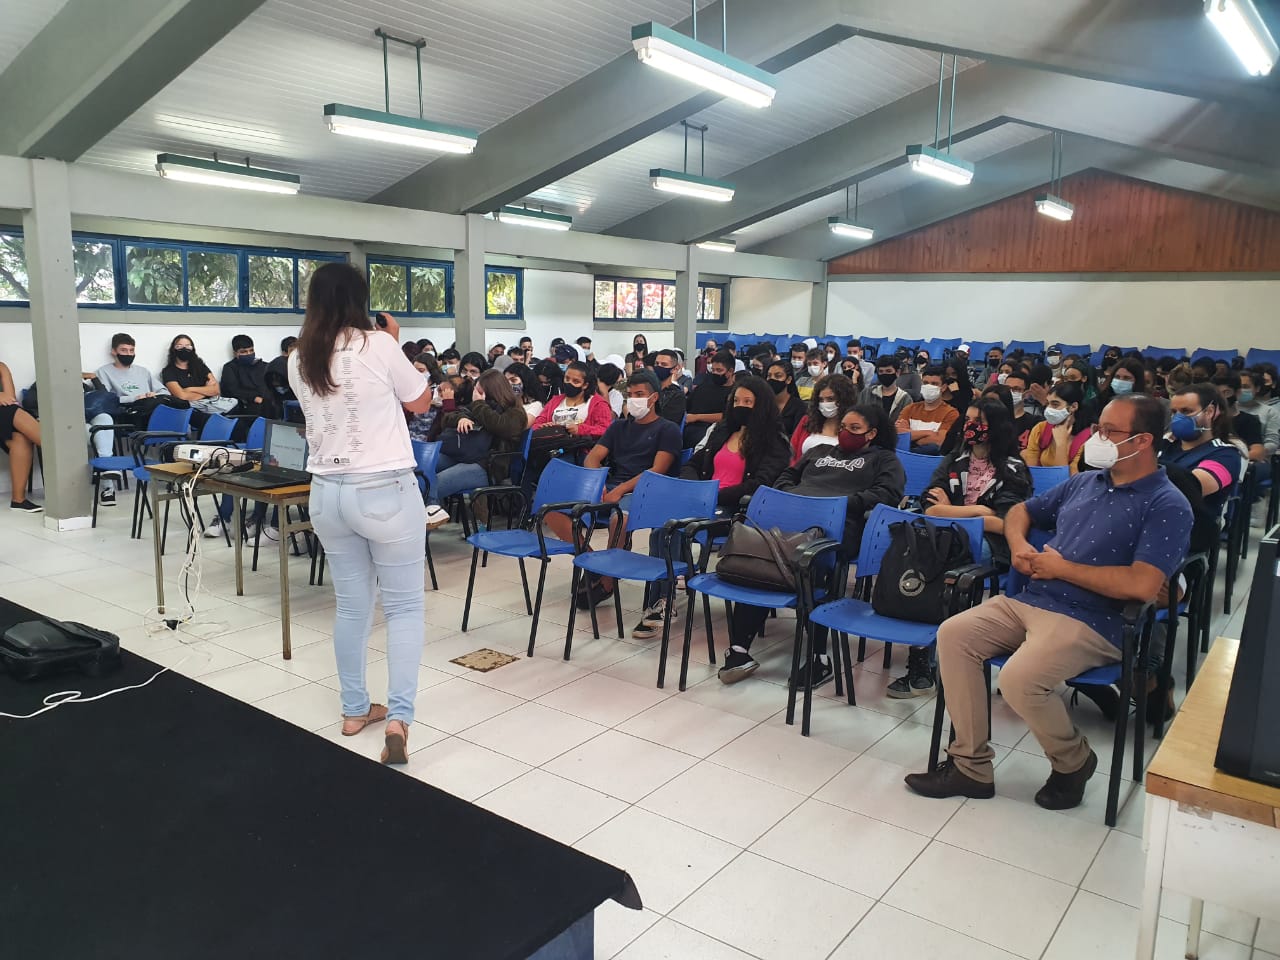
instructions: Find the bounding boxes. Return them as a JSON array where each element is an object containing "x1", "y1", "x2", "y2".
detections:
[
  {"x1": 381, "y1": 719, "x2": 409, "y2": 765},
  {"x1": 341, "y1": 703, "x2": 388, "y2": 736}
]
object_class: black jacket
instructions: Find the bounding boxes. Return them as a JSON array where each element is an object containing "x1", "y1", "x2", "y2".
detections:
[
  {"x1": 681, "y1": 424, "x2": 790, "y2": 508},
  {"x1": 220, "y1": 359, "x2": 278, "y2": 419},
  {"x1": 776, "y1": 394, "x2": 807, "y2": 437},
  {"x1": 775, "y1": 444, "x2": 905, "y2": 552},
  {"x1": 926, "y1": 449, "x2": 1032, "y2": 566}
]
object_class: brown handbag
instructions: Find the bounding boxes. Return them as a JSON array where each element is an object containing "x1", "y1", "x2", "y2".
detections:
[{"x1": 714, "y1": 519, "x2": 828, "y2": 593}]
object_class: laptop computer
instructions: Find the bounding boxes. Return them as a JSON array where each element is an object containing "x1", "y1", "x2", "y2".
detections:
[{"x1": 219, "y1": 420, "x2": 311, "y2": 490}]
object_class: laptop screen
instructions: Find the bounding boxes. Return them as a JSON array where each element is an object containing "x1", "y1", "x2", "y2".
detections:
[{"x1": 264, "y1": 421, "x2": 309, "y2": 473}]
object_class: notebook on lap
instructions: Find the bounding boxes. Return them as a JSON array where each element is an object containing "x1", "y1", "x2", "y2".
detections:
[{"x1": 219, "y1": 420, "x2": 311, "y2": 490}]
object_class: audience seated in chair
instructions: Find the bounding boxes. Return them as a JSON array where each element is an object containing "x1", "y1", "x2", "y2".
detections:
[
  {"x1": 905, "y1": 395, "x2": 1192, "y2": 812},
  {"x1": 895, "y1": 366, "x2": 958, "y2": 455},
  {"x1": 0, "y1": 360, "x2": 42, "y2": 512}
]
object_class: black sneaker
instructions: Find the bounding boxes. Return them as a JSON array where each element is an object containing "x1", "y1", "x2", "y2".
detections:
[
  {"x1": 631, "y1": 599, "x2": 677, "y2": 639},
  {"x1": 1034, "y1": 749, "x2": 1098, "y2": 810},
  {"x1": 887, "y1": 672, "x2": 935, "y2": 698},
  {"x1": 718, "y1": 647, "x2": 759, "y2": 684},
  {"x1": 791, "y1": 655, "x2": 833, "y2": 690},
  {"x1": 575, "y1": 576, "x2": 613, "y2": 610},
  {"x1": 10, "y1": 499, "x2": 43, "y2": 513},
  {"x1": 99, "y1": 488, "x2": 117, "y2": 507},
  {"x1": 904, "y1": 759, "x2": 995, "y2": 800}
]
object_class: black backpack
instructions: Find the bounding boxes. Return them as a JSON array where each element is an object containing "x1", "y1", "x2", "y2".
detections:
[{"x1": 871, "y1": 517, "x2": 975, "y2": 624}]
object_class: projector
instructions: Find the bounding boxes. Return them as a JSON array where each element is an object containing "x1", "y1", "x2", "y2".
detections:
[{"x1": 174, "y1": 444, "x2": 249, "y2": 466}]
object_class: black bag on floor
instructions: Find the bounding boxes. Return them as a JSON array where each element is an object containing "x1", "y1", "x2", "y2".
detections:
[{"x1": 871, "y1": 517, "x2": 974, "y2": 624}]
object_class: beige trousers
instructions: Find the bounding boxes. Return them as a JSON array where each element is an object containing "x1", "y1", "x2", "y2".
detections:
[{"x1": 936, "y1": 595, "x2": 1120, "y2": 783}]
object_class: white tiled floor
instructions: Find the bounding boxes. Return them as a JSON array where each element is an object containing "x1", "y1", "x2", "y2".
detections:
[{"x1": 1, "y1": 501, "x2": 1271, "y2": 960}]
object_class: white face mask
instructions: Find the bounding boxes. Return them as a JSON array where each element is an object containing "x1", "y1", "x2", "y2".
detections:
[
  {"x1": 1047, "y1": 355, "x2": 1062, "y2": 367},
  {"x1": 920, "y1": 384, "x2": 942, "y2": 403},
  {"x1": 807, "y1": 364, "x2": 824, "y2": 377},
  {"x1": 818, "y1": 401, "x2": 839, "y2": 419},
  {"x1": 997, "y1": 373, "x2": 1009, "y2": 385},
  {"x1": 825, "y1": 352, "x2": 836, "y2": 361},
  {"x1": 1010, "y1": 391, "x2": 1024, "y2": 406},
  {"x1": 791, "y1": 359, "x2": 804, "y2": 370},
  {"x1": 1084, "y1": 433, "x2": 1140, "y2": 470},
  {"x1": 626, "y1": 396, "x2": 652, "y2": 419},
  {"x1": 1044, "y1": 406, "x2": 1071, "y2": 425}
]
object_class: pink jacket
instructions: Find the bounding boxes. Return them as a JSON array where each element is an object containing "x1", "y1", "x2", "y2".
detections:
[{"x1": 531, "y1": 393, "x2": 614, "y2": 439}]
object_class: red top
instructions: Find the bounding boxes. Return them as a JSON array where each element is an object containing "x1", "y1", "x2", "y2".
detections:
[{"x1": 531, "y1": 393, "x2": 614, "y2": 439}]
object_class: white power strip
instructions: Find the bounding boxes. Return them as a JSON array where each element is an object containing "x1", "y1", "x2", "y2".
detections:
[{"x1": 175, "y1": 444, "x2": 249, "y2": 466}]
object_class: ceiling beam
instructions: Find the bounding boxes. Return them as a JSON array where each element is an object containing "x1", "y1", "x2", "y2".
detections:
[
  {"x1": 0, "y1": 0, "x2": 267, "y2": 161},
  {"x1": 372, "y1": 0, "x2": 850, "y2": 214}
]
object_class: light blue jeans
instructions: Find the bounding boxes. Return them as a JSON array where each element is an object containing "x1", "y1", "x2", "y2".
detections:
[
  {"x1": 309, "y1": 468, "x2": 426, "y2": 724},
  {"x1": 430, "y1": 452, "x2": 489, "y2": 506}
]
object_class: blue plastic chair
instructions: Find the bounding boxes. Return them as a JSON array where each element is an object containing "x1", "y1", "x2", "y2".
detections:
[
  {"x1": 1005, "y1": 340, "x2": 1045, "y2": 357},
  {"x1": 90, "y1": 404, "x2": 193, "y2": 530},
  {"x1": 461, "y1": 458, "x2": 608, "y2": 656},
  {"x1": 1143, "y1": 346, "x2": 1187, "y2": 361},
  {"x1": 964, "y1": 341, "x2": 1003, "y2": 361},
  {"x1": 1245, "y1": 348, "x2": 1280, "y2": 369},
  {"x1": 895, "y1": 431, "x2": 911, "y2": 452},
  {"x1": 1053, "y1": 343, "x2": 1092, "y2": 358},
  {"x1": 682, "y1": 487, "x2": 847, "y2": 717},
  {"x1": 898, "y1": 451, "x2": 943, "y2": 501},
  {"x1": 1191, "y1": 347, "x2": 1240, "y2": 364},
  {"x1": 411, "y1": 440, "x2": 443, "y2": 590},
  {"x1": 241, "y1": 417, "x2": 267, "y2": 452},
  {"x1": 805, "y1": 505, "x2": 987, "y2": 732},
  {"x1": 197, "y1": 414, "x2": 236, "y2": 444},
  {"x1": 926, "y1": 527, "x2": 1155, "y2": 827},
  {"x1": 1027, "y1": 465, "x2": 1070, "y2": 493},
  {"x1": 564, "y1": 472, "x2": 719, "y2": 688}
]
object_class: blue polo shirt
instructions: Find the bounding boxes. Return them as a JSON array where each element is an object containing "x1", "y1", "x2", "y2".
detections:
[{"x1": 1018, "y1": 468, "x2": 1192, "y2": 646}]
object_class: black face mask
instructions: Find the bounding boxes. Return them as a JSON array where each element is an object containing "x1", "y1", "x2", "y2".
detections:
[
  {"x1": 174, "y1": 348, "x2": 194, "y2": 362},
  {"x1": 767, "y1": 379, "x2": 787, "y2": 396},
  {"x1": 724, "y1": 406, "x2": 752, "y2": 430},
  {"x1": 877, "y1": 372, "x2": 897, "y2": 387},
  {"x1": 561, "y1": 383, "x2": 584, "y2": 399},
  {"x1": 709, "y1": 373, "x2": 727, "y2": 387},
  {"x1": 116, "y1": 354, "x2": 135, "y2": 367}
]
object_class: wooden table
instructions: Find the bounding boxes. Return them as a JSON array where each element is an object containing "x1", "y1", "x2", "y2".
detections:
[
  {"x1": 146, "y1": 462, "x2": 313, "y2": 659},
  {"x1": 1139, "y1": 637, "x2": 1280, "y2": 959}
]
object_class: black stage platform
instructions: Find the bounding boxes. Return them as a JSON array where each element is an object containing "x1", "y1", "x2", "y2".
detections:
[{"x1": 0, "y1": 599, "x2": 639, "y2": 959}]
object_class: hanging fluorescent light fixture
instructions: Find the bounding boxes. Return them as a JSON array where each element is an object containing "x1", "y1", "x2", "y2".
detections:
[
  {"x1": 650, "y1": 121, "x2": 735, "y2": 201},
  {"x1": 905, "y1": 53, "x2": 974, "y2": 186},
  {"x1": 696, "y1": 238, "x2": 736, "y2": 252},
  {"x1": 323, "y1": 28, "x2": 479, "y2": 152},
  {"x1": 1034, "y1": 132, "x2": 1074, "y2": 222},
  {"x1": 631, "y1": 3, "x2": 775, "y2": 109},
  {"x1": 1205, "y1": 0, "x2": 1278, "y2": 76},
  {"x1": 155, "y1": 153, "x2": 300, "y2": 194},
  {"x1": 496, "y1": 205, "x2": 572, "y2": 231},
  {"x1": 828, "y1": 182, "x2": 874, "y2": 240}
]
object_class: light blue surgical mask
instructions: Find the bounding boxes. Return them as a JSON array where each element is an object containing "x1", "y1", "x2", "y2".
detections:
[
  {"x1": 1240, "y1": 389, "x2": 1255, "y2": 405},
  {"x1": 1111, "y1": 378, "x2": 1134, "y2": 395},
  {"x1": 1170, "y1": 411, "x2": 1204, "y2": 441}
]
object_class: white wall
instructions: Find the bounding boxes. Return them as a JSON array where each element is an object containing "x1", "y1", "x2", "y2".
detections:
[
  {"x1": 727, "y1": 277, "x2": 811, "y2": 337},
  {"x1": 825, "y1": 278, "x2": 1280, "y2": 352}
]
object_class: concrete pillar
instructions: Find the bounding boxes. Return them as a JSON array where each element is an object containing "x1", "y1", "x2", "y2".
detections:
[
  {"x1": 453, "y1": 213, "x2": 486, "y2": 355},
  {"x1": 21, "y1": 159, "x2": 90, "y2": 530},
  {"x1": 673, "y1": 247, "x2": 700, "y2": 364},
  {"x1": 808, "y1": 279, "x2": 828, "y2": 338}
]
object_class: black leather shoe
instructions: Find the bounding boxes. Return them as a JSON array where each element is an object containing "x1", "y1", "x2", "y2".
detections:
[
  {"x1": 904, "y1": 759, "x2": 995, "y2": 800},
  {"x1": 1070, "y1": 682, "x2": 1121, "y2": 722},
  {"x1": 1034, "y1": 749, "x2": 1098, "y2": 810}
]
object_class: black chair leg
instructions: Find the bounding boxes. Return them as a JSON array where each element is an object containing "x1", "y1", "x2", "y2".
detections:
[
  {"x1": 564, "y1": 566, "x2": 583, "y2": 661},
  {"x1": 857, "y1": 636, "x2": 866, "y2": 662},
  {"x1": 702, "y1": 593, "x2": 715, "y2": 657},
  {"x1": 612, "y1": 579, "x2": 625, "y2": 639},
  {"x1": 928, "y1": 679, "x2": 947, "y2": 771},
  {"x1": 586, "y1": 574, "x2": 602, "y2": 640},
  {"x1": 527, "y1": 560, "x2": 549, "y2": 658},
  {"x1": 883, "y1": 641, "x2": 893, "y2": 669},
  {"x1": 680, "y1": 590, "x2": 699, "y2": 691},
  {"x1": 799, "y1": 618, "x2": 816, "y2": 737},
  {"x1": 461, "y1": 547, "x2": 481, "y2": 632},
  {"x1": 785, "y1": 610, "x2": 805, "y2": 727},
  {"x1": 832, "y1": 636, "x2": 844, "y2": 699},
  {"x1": 1105, "y1": 658, "x2": 1131, "y2": 828},
  {"x1": 91, "y1": 474, "x2": 100, "y2": 528},
  {"x1": 657, "y1": 582, "x2": 677, "y2": 690},
  {"x1": 517, "y1": 559, "x2": 532, "y2": 614},
  {"x1": 425, "y1": 534, "x2": 438, "y2": 591}
]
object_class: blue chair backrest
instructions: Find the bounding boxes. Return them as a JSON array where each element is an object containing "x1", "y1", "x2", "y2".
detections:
[
  {"x1": 898, "y1": 451, "x2": 942, "y2": 498},
  {"x1": 244, "y1": 417, "x2": 267, "y2": 450},
  {"x1": 1144, "y1": 346, "x2": 1187, "y2": 362},
  {"x1": 744, "y1": 486, "x2": 847, "y2": 542},
  {"x1": 1028, "y1": 465, "x2": 1070, "y2": 493},
  {"x1": 199, "y1": 414, "x2": 236, "y2": 443},
  {"x1": 965, "y1": 341, "x2": 1003, "y2": 360},
  {"x1": 147, "y1": 404, "x2": 192, "y2": 436},
  {"x1": 1053, "y1": 343, "x2": 1092, "y2": 358},
  {"x1": 1006, "y1": 339, "x2": 1045, "y2": 357},
  {"x1": 531, "y1": 459, "x2": 608, "y2": 514},
  {"x1": 896, "y1": 431, "x2": 910, "y2": 451},
  {"x1": 412, "y1": 440, "x2": 441, "y2": 495},
  {"x1": 1246, "y1": 348, "x2": 1280, "y2": 369},
  {"x1": 1191, "y1": 347, "x2": 1239, "y2": 364},
  {"x1": 854, "y1": 504, "x2": 986, "y2": 579},
  {"x1": 625, "y1": 472, "x2": 719, "y2": 533},
  {"x1": 1003, "y1": 527, "x2": 1053, "y2": 597}
]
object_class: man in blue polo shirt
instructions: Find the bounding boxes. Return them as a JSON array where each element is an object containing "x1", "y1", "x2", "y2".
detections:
[{"x1": 906, "y1": 394, "x2": 1192, "y2": 810}]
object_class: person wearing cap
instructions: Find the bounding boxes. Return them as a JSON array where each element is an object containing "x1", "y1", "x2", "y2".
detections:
[
  {"x1": 553, "y1": 343, "x2": 579, "y2": 370},
  {"x1": 672, "y1": 349, "x2": 694, "y2": 393}
]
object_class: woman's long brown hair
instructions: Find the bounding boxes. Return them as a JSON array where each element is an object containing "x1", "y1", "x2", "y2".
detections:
[{"x1": 296, "y1": 262, "x2": 374, "y2": 396}]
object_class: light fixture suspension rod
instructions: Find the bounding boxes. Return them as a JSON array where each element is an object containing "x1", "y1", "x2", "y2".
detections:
[
  {"x1": 947, "y1": 54, "x2": 957, "y2": 153},
  {"x1": 933, "y1": 53, "x2": 944, "y2": 150},
  {"x1": 375, "y1": 27, "x2": 428, "y2": 119},
  {"x1": 679, "y1": 120, "x2": 709, "y2": 176},
  {"x1": 854, "y1": 181, "x2": 860, "y2": 218},
  {"x1": 723, "y1": 0, "x2": 728, "y2": 52},
  {"x1": 845, "y1": 186, "x2": 850, "y2": 218},
  {"x1": 691, "y1": 0, "x2": 697, "y2": 41}
]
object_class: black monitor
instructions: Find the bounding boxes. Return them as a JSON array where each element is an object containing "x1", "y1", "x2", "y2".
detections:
[{"x1": 1215, "y1": 525, "x2": 1280, "y2": 786}]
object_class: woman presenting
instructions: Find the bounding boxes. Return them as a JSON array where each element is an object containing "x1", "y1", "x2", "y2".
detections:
[{"x1": 288, "y1": 263, "x2": 434, "y2": 765}]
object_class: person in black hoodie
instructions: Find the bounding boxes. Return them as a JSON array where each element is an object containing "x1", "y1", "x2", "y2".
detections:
[
  {"x1": 717, "y1": 403, "x2": 905, "y2": 687},
  {"x1": 220, "y1": 335, "x2": 279, "y2": 430}
]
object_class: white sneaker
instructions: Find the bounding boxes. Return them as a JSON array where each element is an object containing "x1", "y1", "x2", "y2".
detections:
[
  {"x1": 262, "y1": 525, "x2": 279, "y2": 541},
  {"x1": 203, "y1": 519, "x2": 224, "y2": 539},
  {"x1": 425, "y1": 505, "x2": 450, "y2": 529},
  {"x1": 244, "y1": 521, "x2": 259, "y2": 540}
]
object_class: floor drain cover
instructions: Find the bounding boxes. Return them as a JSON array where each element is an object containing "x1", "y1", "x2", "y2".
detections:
[{"x1": 450, "y1": 648, "x2": 519, "y2": 672}]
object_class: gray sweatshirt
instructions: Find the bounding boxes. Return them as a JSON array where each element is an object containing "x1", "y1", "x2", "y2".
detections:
[{"x1": 95, "y1": 363, "x2": 169, "y2": 403}]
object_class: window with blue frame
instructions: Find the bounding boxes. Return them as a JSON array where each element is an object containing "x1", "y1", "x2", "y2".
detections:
[
  {"x1": 364, "y1": 258, "x2": 522, "y2": 320},
  {"x1": 592, "y1": 276, "x2": 727, "y2": 323},
  {"x1": 0, "y1": 226, "x2": 346, "y2": 311},
  {"x1": 485, "y1": 267, "x2": 521, "y2": 319}
]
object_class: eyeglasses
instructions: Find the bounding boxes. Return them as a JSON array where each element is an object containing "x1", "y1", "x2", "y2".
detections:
[{"x1": 1090, "y1": 424, "x2": 1138, "y2": 442}]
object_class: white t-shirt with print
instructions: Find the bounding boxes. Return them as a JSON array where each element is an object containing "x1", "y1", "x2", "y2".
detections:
[
  {"x1": 288, "y1": 330, "x2": 428, "y2": 476},
  {"x1": 552, "y1": 399, "x2": 590, "y2": 427}
]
